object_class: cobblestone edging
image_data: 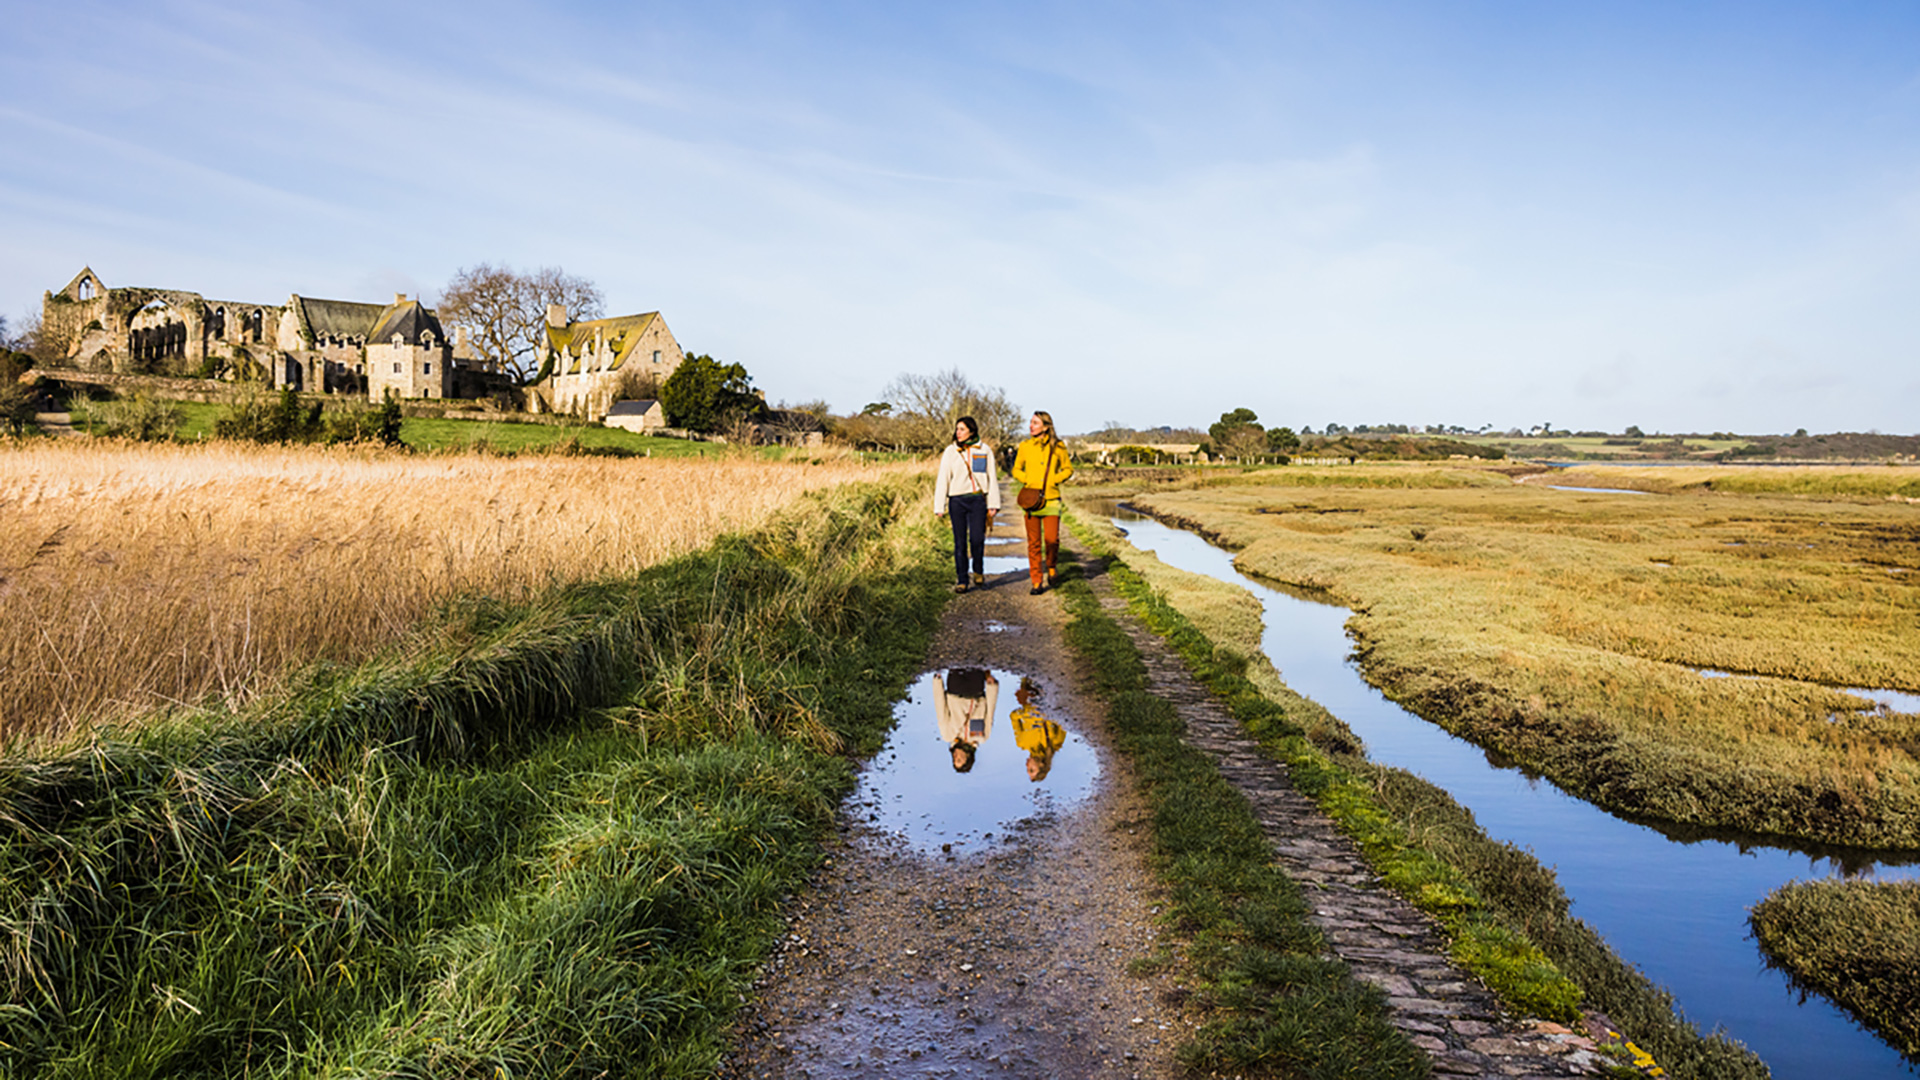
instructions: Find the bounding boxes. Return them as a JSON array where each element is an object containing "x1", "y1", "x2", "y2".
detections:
[{"x1": 1080, "y1": 563, "x2": 1624, "y2": 1079}]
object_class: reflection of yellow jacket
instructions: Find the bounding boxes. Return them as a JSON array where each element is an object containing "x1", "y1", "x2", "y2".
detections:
[
  {"x1": 1010, "y1": 438, "x2": 1073, "y2": 504},
  {"x1": 1010, "y1": 707, "x2": 1064, "y2": 756},
  {"x1": 933, "y1": 673, "x2": 997, "y2": 745}
]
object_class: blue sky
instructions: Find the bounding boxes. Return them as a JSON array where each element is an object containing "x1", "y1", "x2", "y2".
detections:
[{"x1": 4, "y1": 0, "x2": 1918, "y2": 434}]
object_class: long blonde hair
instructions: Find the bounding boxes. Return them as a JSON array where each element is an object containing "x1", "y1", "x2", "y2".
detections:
[{"x1": 1032, "y1": 410, "x2": 1057, "y2": 446}]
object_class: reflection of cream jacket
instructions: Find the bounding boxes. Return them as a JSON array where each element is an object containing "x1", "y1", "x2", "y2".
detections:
[
  {"x1": 933, "y1": 673, "x2": 997, "y2": 745},
  {"x1": 1010, "y1": 707, "x2": 1064, "y2": 756}
]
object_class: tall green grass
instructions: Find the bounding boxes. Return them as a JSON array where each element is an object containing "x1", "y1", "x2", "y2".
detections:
[{"x1": 0, "y1": 478, "x2": 947, "y2": 1077}]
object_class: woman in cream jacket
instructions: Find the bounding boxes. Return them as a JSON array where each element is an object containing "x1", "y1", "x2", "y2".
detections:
[{"x1": 932, "y1": 416, "x2": 1001, "y2": 592}]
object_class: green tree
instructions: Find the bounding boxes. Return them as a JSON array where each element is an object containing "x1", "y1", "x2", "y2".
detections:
[
  {"x1": 1209, "y1": 408, "x2": 1267, "y2": 458},
  {"x1": 1266, "y1": 426, "x2": 1300, "y2": 452},
  {"x1": 659, "y1": 353, "x2": 762, "y2": 433}
]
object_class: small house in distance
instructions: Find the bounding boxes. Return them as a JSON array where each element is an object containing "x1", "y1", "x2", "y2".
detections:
[{"x1": 604, "y1": 399, "x2": 666, "y2": 433}]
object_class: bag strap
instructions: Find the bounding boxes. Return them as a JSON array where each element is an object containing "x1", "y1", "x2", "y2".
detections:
[{"x1": 1035, "y1": 438, "x2": 1055, "y2": 501}]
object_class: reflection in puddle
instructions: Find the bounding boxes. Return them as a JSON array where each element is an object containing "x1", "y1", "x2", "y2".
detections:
[
  {"x1": 981, "y1": 554, "x2": 1028, "y2": 574},
  {"x1": 858, "y1": 669, "x2": 1098, "y2": 854},
  {"x1": 983, "y1": 620, "x2": 1022, "y2": 634}
]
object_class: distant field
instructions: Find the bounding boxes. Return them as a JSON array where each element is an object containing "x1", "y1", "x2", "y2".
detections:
[
  {"x1": 0, "y1": 440, "x2": 911, "y2": 746},
  {"x1": 1459, "y1": 434, "x2": 1753, "y2": 459},
  {"x1": 66, "y1": 399, "x2": 770, "y2": 458},
  {"x1": 1130, "y1": 462, "x2": 1920, "y2": 847},
  {"x1": 1546, "y1": 463, "x2": 1920, "y2": 501}
]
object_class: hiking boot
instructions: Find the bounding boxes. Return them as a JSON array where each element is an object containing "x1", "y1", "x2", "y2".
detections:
[
  {"x1": 1030, "y1": 584, "x2": 1045, "y2": 596},
  {"x1": 954, "y1": 582, "x2": 970, "y2": 593},
  {"x1": 972, "y1": 572, "x2": 985, "y2": 585}
]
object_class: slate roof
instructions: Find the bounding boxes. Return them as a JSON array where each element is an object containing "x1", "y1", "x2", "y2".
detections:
[
  {"x1": 544, "y1": 312, "x2": 661, "y2": 375},
  {"x1": 289, "y1": 296, "x2": 389, "y2": 343},
  {"x1": 366, "y1": 300, "x2": 447, "y2": 347},
  {"x1": 607, "y1": 399, "x2": 662, "y2": 417}
]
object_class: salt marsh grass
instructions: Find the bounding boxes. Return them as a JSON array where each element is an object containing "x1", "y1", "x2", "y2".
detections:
[
  {"x1": 1547, "y1": 463, "x2": 1920, "y2": 501},
  {"x1": 1751, "y1": 880, "x2": 1920, "y2": 1057},
  {"x1": 1131, "y1": 465, "x2": 1920, "y2": 846},
  {"x1": 0, "y1": 440, "x2": 909, "y2": 745}
]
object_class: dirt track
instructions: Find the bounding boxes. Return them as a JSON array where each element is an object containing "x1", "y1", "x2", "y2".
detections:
[{"x1": 719, "y1": 513, "x2": 1192, "y2": 1079}]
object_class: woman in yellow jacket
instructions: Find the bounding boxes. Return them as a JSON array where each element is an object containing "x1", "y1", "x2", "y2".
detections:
[{"x1": 1009, "y1": 410, "x2": 1073, "y2": 594}]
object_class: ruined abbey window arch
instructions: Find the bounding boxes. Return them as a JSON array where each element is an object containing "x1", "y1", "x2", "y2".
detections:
[{"x1": 128, "y1": 300, "x2": 188, "y2": 365}]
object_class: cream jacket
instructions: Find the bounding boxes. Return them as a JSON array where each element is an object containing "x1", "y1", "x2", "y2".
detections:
[
  {"x1": 933, "y1": 443, "x2": 1002, "y2": 515},
  {"x1": 933, "y1": 671, "x2": 998, "y2": 745}
]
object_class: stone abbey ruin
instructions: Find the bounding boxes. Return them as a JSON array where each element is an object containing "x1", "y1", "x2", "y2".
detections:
[{"x1": 36, "y1": 267, "x2": 683, "y2": 420}]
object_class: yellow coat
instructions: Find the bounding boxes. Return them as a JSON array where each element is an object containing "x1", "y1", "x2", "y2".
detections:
[
  {"x1": 1010, "y1": 707, "x2": 1064, "y2": 756},
  {"x1": 1010, "y1": 438, "x2": 1074, "y2": 505}
]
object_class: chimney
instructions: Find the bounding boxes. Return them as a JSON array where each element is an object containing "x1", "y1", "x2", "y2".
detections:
[
  {"x1": 547, "y1": 303, "x2": 568, "y2": 328},
  {"x1": 394, "y1": 292, "x2": 406, "y2": 304}
]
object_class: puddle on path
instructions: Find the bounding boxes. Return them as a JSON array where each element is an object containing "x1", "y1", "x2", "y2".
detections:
[
  {"x1": 856, "y1": 669, "x2": 1099, "y2": 855},
  {"x1": 980, "y1": 555, "x2": 1030, "y2": 575}
]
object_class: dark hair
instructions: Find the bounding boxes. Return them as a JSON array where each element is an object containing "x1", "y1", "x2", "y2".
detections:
[
  {"x1": 950, "y1": 740, "x2": 977, "y2": 773},
  {"x1": 955, "y1": 416, "x2": 979, "y2": 443}
]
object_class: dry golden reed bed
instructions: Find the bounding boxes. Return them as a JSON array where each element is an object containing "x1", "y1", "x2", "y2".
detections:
[{"x1": 0, "y1": 440, "x2": 912, "y2": 745}]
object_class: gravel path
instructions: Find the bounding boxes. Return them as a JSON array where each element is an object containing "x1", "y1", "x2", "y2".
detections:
[
  {"x1": 720, "y1": 518, "x2": 1622, "y2": 1079},
  {"x1": 720, "y1": 513, "x2": 1190, "y2": 1079}
]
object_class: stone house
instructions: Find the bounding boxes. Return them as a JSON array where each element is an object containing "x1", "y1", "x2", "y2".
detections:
[
  {"x1": 364, "y1": 300, "x2": 454, "y2": 400},
  {"x1": 38, "y1": 268, "x2": 501, "y2": 401},
  {"x1": 603, "y1": 399, "x2": 666, "y2": 432},
  {"x1": 534, "y1": 306, "x2": 683, "y2": 421}
]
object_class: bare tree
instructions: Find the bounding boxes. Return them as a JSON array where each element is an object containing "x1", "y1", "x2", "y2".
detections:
[
  {"x1": 880, "y1": 369, "x2": 1022, "y2": 451},
  {"x1": 435, "y1": 264, "x2": 605, "y2": 383}
]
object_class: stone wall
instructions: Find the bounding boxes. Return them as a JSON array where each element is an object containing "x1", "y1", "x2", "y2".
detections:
[{"x1": 366, "y1": 342, "x2": 453, "y2": 400}]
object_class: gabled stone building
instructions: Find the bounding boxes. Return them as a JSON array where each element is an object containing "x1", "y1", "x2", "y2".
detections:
[
  {"x1": 38, "y1": 268, "x2": 500, "y2": 401},
  {"x1": 534, "y1": 305, "x2": 683, "y2": 420}
]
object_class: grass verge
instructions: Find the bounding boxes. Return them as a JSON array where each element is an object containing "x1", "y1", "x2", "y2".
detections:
[
  {"x1": 1750, "y1": 880, "x2": 1920, "y2": 1060},
  {"x1": 1052, "y1": 558, "x2": 1427, "y2": 1078},
  {"x1": 0, "y1": 476, "x2": 948, "y2": 1077},
  {"x1": 1068, "y1": 510, "x2": 1771, "y2": 1080}
]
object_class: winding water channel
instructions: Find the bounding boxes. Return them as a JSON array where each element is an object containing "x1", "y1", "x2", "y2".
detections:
[{"x1": 1103, "y1": 506, "x2": 1920, "y2": 1080}]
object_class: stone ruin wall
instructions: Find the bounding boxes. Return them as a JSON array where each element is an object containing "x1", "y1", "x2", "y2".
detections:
[{"x1": 42, "y1": 278, "x2": 285, "y2": 379}]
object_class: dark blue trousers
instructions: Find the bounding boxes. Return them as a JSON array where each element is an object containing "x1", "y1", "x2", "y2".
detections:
[{"x1": 948, "y1": 493, "x2": 989, "y2": 583}]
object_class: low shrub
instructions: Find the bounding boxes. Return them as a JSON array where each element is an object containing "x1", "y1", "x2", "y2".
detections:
[
  {"x1": 88, "y1": 392, "x2": 183, "y2": 440},
  {"x1": 1751, "y1": 880, "x2": 1920, "y2": 1059}
]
